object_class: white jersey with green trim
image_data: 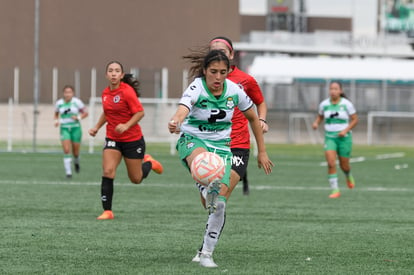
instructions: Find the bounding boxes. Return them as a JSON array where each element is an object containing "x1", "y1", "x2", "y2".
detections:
[
  {"x1": 55, "y1": 97, "x2": 85, "y2": 127},
  {"x1": 179, "y1": 77, "x2": 253, "y2": 141},
  {"x1": 318, "y1": 97, "x2": 356, "y2": 133}
]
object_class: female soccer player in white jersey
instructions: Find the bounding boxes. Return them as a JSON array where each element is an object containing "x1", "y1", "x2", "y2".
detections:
[
  {"x1": 168, "y1": 50, "x2": 274, "y2": 268},
  {"x1": 54, "y1": 85, "x2": 88, "y2": 178},
  {"x1": 312, "y1": 81, "x2": 359, "y2": 198},
  {"x1": 184, "y1": 36, "x2": 269, "y2": 197},
  {"x1": 184, "y1": 36, "x2": 270, "y2": 264}
]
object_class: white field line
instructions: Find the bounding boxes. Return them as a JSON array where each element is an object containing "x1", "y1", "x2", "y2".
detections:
[
  {"x1": 1, "y1": 180, "x2": 412, "y2": 192},
  {"x1": 319, "y1": 152, "x2": 406, "y2": 166},
  {"x1": 376, "y1": 152, "x2": 405, "y2": 159}
]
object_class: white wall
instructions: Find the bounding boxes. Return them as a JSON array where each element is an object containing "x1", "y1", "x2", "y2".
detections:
[
  {"x1": 306, "y1": 0, "x2": 353, "y2": 17},
  {"x1": 240, "y1": 0, "x2": 379, "y2": 38},
  {"x1": 352, "y1": 0, "x2": 378, "y2": 38},
  {"x1": 239, "y1": 0, "x2": 267, "y2": 15}
]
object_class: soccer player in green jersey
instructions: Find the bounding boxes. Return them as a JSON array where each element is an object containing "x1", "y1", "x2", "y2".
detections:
[
  {"x1": 168, "y1": 50, "x2": 273, "y2": 268},
  {"x1": 54, "y1": 85, "x2": 88, "y2": 178},
  {"x1": 312, "y1": 81, "x2": 359, "y2": 198}
]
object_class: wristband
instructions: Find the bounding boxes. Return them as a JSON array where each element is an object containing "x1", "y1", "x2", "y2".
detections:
[
  {"x1": 77, "y1": 115, "x2": 82, "y2": 121},
  {"x1": 259, "y1": 118, "x2": 267, "y2": 124}
]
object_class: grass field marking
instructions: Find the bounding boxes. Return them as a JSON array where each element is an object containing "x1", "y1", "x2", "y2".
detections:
[
  {"x1": 2, "y1": 179, "x2": 413, "y2": 192},
  {"x1": 254, "y1": 185, "x2": 414, "y2": 192},
  {"x1": 0, "y1": 179, "x2": 187, "y2": 188},
  {"x1": 394, "y1": 163, "x2": 409, "y2": 170},
  {"x1": 375, "y1": 152, "x2": 405, "y2": 159},
  {"x1": 319, "y1": 152, "x2": 406, "y2": 166},
  {"x1": 319, "y1": 156, "x2": 366, "y2": 166}
]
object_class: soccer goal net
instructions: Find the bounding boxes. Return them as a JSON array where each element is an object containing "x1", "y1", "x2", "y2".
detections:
[
  {"x1": 367, "y1": 111, "x2": 414, "y2": 145},
  {"x1": 287, "y1": 112, "x2": 322, "y2": 144}
]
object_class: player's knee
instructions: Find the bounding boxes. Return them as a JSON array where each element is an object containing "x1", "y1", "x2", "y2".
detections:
[
  {"x1": 327, "y1": 161, "x2": 336, "y2": 169},
  {"x1": 103, "y1": 168, "x2": 116, "y2": 179},
  {"x1": 129, "y1": 175, "x2": 143, "y2": 184}
]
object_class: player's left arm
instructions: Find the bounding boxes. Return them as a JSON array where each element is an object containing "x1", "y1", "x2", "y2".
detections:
[
  {"x1": 339, "y1": 113, "x2": 358, "y2": 137},
  {"x1": 245, "y1": 76, "x2": 268, "y2": 133},
  {"x1": 256, "y1": 101, "x2": 268, "y2": 133},
  {"x1": 243, "y1": 107, "x2": 274, "y2": 174},
  {"x1": 115, "y1": 91, "x2": 145, "y2": 134},
  {"x1": 115, "y1": 110, "x2": 144, "y2": 134}
]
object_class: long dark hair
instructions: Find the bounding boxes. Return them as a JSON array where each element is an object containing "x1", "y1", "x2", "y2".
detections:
[
  {"x1": 62, "y1": 84, "x2": 75, "y2": 92},
  {"x1": 330, "y1": 80, "x2": 347, "y2": 98},
  {"x1": 200, "y1": 50, "x2": 230, "y2": 78},
  {"x1": 122, "y1": 73, "x2": 141, "y2": 97},
  {"x1": 105, "y1": 61, "x2": 140, "y2": 97},
  {"x1": 105, "y1": 60, "x2": 124, "y2": 73},
  {"x1": 183, "y1": 36, "x2": 234, "y2": 80}
]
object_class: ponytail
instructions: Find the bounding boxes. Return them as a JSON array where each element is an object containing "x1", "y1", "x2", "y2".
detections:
[{"x1": 122, "y1": 73, "x2": 140, "y2": 97}]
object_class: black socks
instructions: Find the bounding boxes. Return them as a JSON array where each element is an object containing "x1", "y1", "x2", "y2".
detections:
[{"x1": 101, "y1": 176, "x2": 114, "y2": 210}]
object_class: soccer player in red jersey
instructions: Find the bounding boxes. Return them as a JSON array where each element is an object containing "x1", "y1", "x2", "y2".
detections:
[{"x1": 89, "y1": 61, "x2": 163, "y2": 220}]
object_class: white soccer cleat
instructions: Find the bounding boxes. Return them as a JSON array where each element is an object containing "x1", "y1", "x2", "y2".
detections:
[
  {"x1": 206, "y1": 180, "x2": 221, "y2": 214},
  {"x1": 191, "y1": 251, "x2": 201, "y2": 263},
  {"x1": 199, "y1": 252, "x2": 218, "y2": 268}
]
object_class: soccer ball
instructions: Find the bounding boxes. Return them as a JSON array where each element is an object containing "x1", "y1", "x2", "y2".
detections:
[{"x1": 191, "y1": 151, "x2": 225, "y2": 186}]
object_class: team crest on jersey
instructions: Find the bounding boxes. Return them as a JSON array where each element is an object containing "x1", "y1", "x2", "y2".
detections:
[
  {"x1": 113, "y1": 95, "x2": 120, "y2": 103},
  {"x1": 226, "y1": 97, "x2": 235, "y2": 109}
]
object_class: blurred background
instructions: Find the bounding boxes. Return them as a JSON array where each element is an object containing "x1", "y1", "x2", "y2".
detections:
[{"x1": 1, "y1": 0, "x2": 413, "y2": 151}]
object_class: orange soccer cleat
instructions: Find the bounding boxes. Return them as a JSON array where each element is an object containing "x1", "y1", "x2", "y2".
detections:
[
  {"x1": 346, "y1": 175, "x2": 355, "y2": 189},
  {"x1": 144, "y1": 154, "x2": 163, "y2": 174},
  {"x1": 329, "y1": 190, "x2": 341, "y2": 199},
  {"x1": 96, "y1": 210, "x2": 114, "y2": 220}
]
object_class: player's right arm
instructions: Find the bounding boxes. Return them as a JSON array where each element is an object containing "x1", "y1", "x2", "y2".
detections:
[
  {"x1": 168, "y1": 79, "x2": 200, "y2": 134},
  {"x1": 89, "y1": 112, "x2": 106, "y2": 137},
  {"x1": 168, "y1": 105, "x2": 189, "y2": 134},
  {"x1": 312, "y1": 102, "x2": 325, "y2": 130},
  {"x1": 54, "y1": 111, "x2": 60, "y2": 127},
  {"x1": 312, "y1": 114, "x2": 324, "y2": 130}
]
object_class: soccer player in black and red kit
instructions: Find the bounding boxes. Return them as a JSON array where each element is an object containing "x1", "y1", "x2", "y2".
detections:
[{"x1": 89, "y1": 61, "x2": 163, "y2": 220}]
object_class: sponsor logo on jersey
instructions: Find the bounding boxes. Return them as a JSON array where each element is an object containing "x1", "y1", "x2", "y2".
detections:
[{"x1": 329, "y1": 111, "x2": 339, "y2": 118}]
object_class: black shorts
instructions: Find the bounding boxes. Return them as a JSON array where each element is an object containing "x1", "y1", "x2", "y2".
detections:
[
  {"x1": 231, "y1": 148, "x2": 250, "y2": 180},
  {"x1": 103, "y1": 137, "x2": 146, "y2": 159}
]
